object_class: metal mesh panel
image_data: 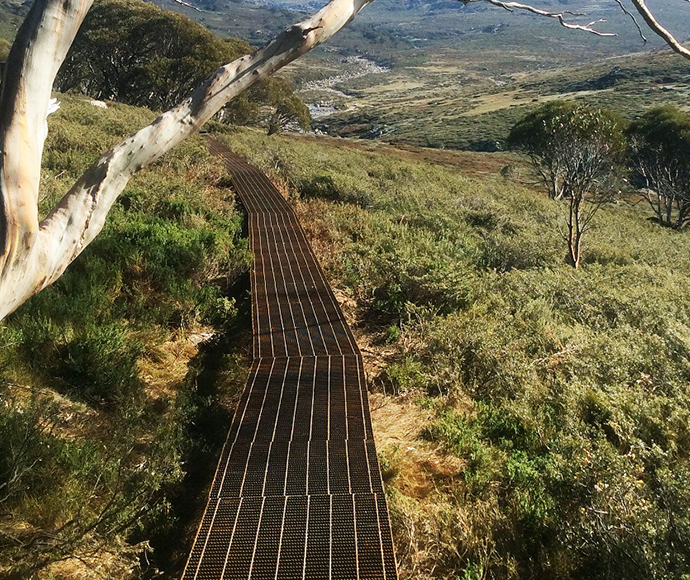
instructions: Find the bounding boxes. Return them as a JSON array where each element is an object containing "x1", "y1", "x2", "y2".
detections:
[{"x1": 182, "y1": 140, "x2": 398, "y2": 580}]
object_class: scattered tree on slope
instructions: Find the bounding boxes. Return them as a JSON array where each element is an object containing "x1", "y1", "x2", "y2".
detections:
[
  {"x1": 221, "y1": 75, "x2": 312, "y2": 134},
  {"x1": 508, "y1": 101, "x2": 625, "y2": 268},
  {"x1": 262, "y1": 77, "x2": 311, "y2": 134},
  {"x1": 628, "y1": 106, "x2": 690, "y2": 229}
]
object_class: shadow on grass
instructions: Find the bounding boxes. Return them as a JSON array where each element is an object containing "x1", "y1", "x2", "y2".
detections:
[{"x1": 141, "y1": 272, "x2": 252, "y2": 579}]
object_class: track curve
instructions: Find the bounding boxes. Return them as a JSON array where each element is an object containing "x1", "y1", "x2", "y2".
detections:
[{"x1": 181, "y1": 138, "x2": 398, "y2": 580}]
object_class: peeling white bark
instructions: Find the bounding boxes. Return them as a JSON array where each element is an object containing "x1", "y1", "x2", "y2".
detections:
[{"x1": 628, "y1": 0, "x2": 690, "y2": 59}]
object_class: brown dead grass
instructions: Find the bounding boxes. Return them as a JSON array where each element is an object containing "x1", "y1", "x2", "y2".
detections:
[
  {"x1": 282, "y1": 132, "x2": 517, "y2": 177},
  {"x1": 40, "y1": 542, "x2": 146, "y2": 580},
  {"x1": 5, "y1": 382, "x2": 101, "y2": 443},
  {"x1": 293, "y1": 200, "x2": 341, "y2": 271},
  {"x1": 138, "y1": 327, "x2": 214, "y2": 402},
  {"x1": 370, "y1": 393, "x2": 464, "y2": 499}
]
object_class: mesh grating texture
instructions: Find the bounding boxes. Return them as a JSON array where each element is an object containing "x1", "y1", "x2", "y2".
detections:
[{"x1": 181, "y1": 140, "x2": 398, "y2": 580}]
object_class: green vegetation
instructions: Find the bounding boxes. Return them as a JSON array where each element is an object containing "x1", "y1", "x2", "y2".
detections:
[
  {"x1": 264, "y1": 77, "x2": 312, "y2": 135},
  {"x1": 3, "y1": 2, "x2": 690, "y2": 576},
  {"x1": 0, "y1": 3, "x2": 23, "y2": 47},
  {"x1": 56, "y1": 0, "x2": 252, "y2": 109},
  {"x1": 223, "y1": 76, "x2": 312, "y2": 134},
  {"x1": 0, "y1": 38, "x2": 10, "y2": 61},
  {"x1": 508, "y1": 101, "x2": 626, "y2": 201},
  {"x1": 628, "y1": 106, "x2": 690, "y2": 229},
  {"x1": 0, "y1": 96, "x2": 252, "y2": 578},
  {"x1": 221, "y1": 128, "x2": 690, "y2": 580}
]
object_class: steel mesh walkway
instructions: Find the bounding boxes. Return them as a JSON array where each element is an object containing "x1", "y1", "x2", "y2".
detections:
[{"x1": 181, "y1": 139, "x2": 398, "y2": 580}]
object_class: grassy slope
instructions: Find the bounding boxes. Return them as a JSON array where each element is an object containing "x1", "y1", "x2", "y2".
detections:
[
  {"x1": 0, "y1": 97, "x2": 252, "y2": 579},
  {"x1": 2, "y1": 3, "x2": 690, "y2": 575},
  {"x1": 220, "y1": 127, "x2": 690, "y2": 580},
  {"x1": 1, "y1": 92, "x2": 689, "y2": 578},
  {"x1": 0, "y1": 2, "x2": 23, "y2": 41}
]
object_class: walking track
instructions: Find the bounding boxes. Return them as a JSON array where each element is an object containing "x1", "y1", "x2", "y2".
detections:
[{"x1": 181, "y1": 139, "x2": 398, "y2": 580}]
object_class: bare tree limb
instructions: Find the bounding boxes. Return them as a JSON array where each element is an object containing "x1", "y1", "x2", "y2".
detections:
[
  {"x1": 473, "y1": 0, "x2": 617, "y2": 37},
  {"x1": 628, "y1": 0, "x2": 690, "y2": 58},
  {"x1": 171, "y1": 0, "x2": 203, "y2": 12},
  {"x1": 614, "y1": 0, "x2": 647, "y2": 42}
]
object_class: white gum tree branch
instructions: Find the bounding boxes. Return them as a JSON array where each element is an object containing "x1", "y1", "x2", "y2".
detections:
[
  {"x1": 628, "y1": 0, "x2": 690, "y2": 58},
  {"x1": 613, "y1": 0, "x2": 647, "y2": 42},
  {"x1": 0, "y1": 0, "x2": 373, "y2": 320},
  {"x1": 1, "y1": 0, "x2": 690, "y2": 321}
]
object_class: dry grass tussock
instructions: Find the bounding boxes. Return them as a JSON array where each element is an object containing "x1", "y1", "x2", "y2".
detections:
[
  {"x1": 138, "y1": 326, "x2": 215, "y2": 403},
  {"x1": 370, "y1": 392, "x2": 464, "y2": 499},
  {"x1": 369, "y1": 395, "x2": 498, "y2": 580},
  {"x1": 40, "y1": 542, "x2": 147, "y2": 580}
]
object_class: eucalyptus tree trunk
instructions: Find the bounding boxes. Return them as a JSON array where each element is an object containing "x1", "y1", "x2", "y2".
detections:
[
  {"x1": 0, "y1": 0, "x2": 372, "y2": 321},
  {"x1": 566, "y1": 193, "x2": 584, "y2": 269}
]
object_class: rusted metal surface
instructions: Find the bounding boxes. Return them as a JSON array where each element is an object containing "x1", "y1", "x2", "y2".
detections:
[{"x1": 181, "y1": 139, "x2": 397, "y2": 580}]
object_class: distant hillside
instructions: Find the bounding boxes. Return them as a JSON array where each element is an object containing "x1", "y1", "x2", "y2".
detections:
[
  {"x1": 301, "y1": 48, "x2": 690, "y2": 150},
  {"x1": 133, "y1": 0, "x2": 690, "y2": 150},
  {"x1": 148, "y1": 0, "x2": 690, "y2": 66},
  {"x1": 147, "y1": 0, "x2": 299, "y2": 46},
  {"x1": 3, "y1": 0, "x2": 690, "y2": 153},
  {"x1": 4, "y1": 0, "x2": 689, "y2": 66}
]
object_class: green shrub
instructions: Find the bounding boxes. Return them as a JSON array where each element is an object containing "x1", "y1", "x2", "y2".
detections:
[
  {"x1": 384, "y1": 357, "x2": 427, "y2": 394},
  {"x1": 0, "y1": 386, "x2": 192, "y2": 576},
  {"x1": 57, "y1": 324, "x2": 144, "y2": 405},
  {"x1": 300, "y1": 173, "x2": 373, "y2": 208}
]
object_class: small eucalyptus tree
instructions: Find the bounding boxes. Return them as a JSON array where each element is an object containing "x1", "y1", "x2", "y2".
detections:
[
  {"x1": 628, "y1": 106, "x2": 690, "y2": 229},
  {"x1": 509, "y1": 102, "x2": 626, "y2": 268},
  {"x1": 264, "y1": 77, "x2": 312, "y2": 135}
]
